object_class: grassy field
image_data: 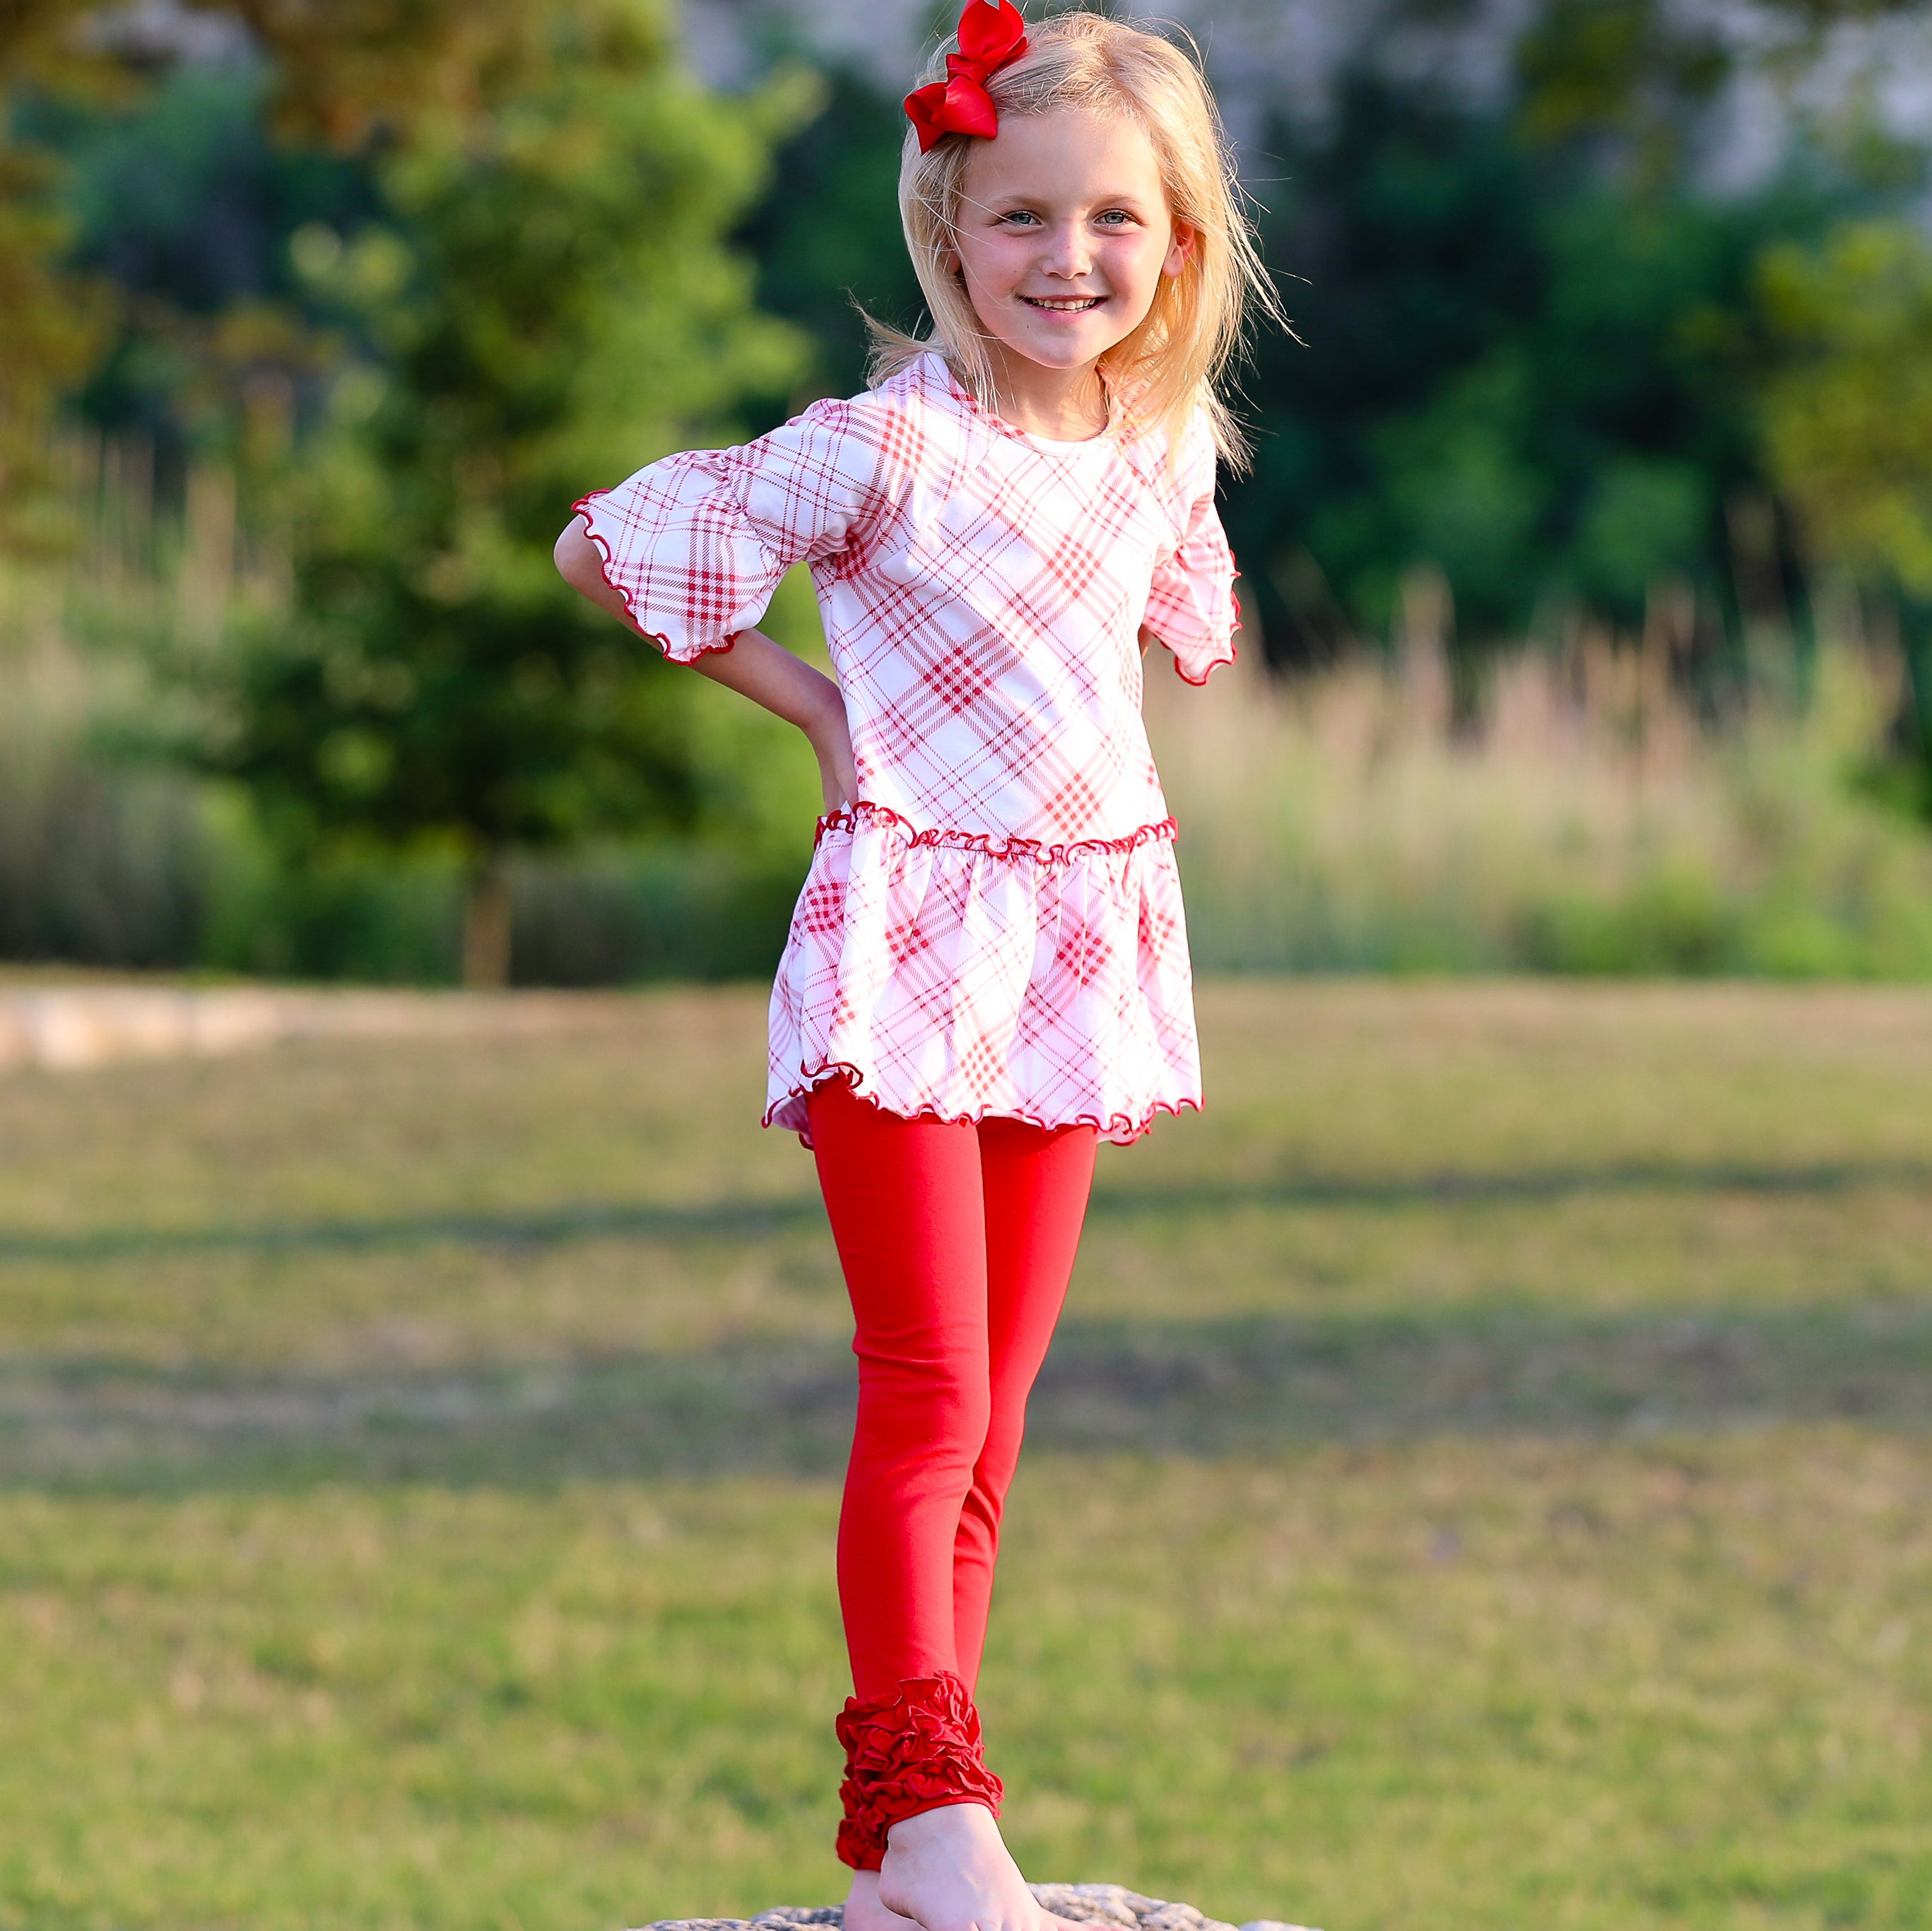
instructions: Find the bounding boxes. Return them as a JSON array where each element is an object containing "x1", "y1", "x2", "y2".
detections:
[{"x1": 2, "y1": 981, "x2": 1930, "y2": 1930}]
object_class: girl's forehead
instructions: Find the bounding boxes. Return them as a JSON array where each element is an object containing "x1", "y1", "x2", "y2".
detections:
[{"x1": 961, "y1": 107, "x2": 1167, "y2": 201}]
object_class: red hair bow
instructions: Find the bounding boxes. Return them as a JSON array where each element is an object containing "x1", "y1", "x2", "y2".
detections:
[{"x1": 903, "y1": 0, "x2": 1029, "y2": 152}]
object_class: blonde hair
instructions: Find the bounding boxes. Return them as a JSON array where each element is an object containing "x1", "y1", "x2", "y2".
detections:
[{"x1": 866, "y1": 8, "x2": 1284, "y2": 468}]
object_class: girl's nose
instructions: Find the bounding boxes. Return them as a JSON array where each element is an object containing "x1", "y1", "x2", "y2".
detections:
[{"x1": 1039, "y1": 221, "x2": 1093, "y2": 278}]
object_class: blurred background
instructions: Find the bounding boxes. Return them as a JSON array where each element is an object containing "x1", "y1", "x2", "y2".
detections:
[
  {"x1": 5, "y1": 4, "x2": 1932, "y2": 1930},
  {"x1": 6, "y1": 0, "x2": 1932, "y2": 987}
]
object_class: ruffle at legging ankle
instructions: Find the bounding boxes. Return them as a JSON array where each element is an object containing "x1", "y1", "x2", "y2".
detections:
[{"x1": 808, "y1": 1077, "x2": 1097, "y2": 1870}]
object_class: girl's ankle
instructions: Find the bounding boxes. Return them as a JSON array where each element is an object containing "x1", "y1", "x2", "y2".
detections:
[{"x1": 887, "y1": 1800, "x2": 994, "y2": 1837}]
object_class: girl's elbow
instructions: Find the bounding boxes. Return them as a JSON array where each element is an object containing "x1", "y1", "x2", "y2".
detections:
[{"x1": 553, "y1": 517, "x2": 594, "y2": 588}]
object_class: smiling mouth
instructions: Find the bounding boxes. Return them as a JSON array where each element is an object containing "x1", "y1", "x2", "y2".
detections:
[{"x1": 1020, "y1": 295, "x2": 1104, "y2": 312}]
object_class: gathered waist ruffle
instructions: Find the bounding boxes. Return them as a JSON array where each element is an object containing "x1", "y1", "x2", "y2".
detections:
[
  {"x1": 813, "y1": 799, "x2": 1177, "y2": 868},
  {"x1": 765, "y1": 802, "x2": 1202, "y2": 1147}
]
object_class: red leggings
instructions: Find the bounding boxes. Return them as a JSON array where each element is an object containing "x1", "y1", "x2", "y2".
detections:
[{"x1": 808, "y1": 1078, "x2": 1097, "y2": 1701}]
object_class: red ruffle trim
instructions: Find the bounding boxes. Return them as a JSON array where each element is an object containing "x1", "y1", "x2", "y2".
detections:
[
  {"x1": 834, "y1": 1672, "x2": 1004, "y2": 1871},
  {"x1": 1170, "y1": 637, "x2": 1237, "y2": 687},
  {"x1": 1148, "y1": 554, "x2": 1239, "y2": 686},
  {"x1": 762, "y1": 1058, "x2": 1203, "y2": 1148},
  {"x1": 568, "y1": 492, "x2": 742, "y2": 665},
  {"x1": 815, "y1": 799, "x2": 1179, "y2": 866}
]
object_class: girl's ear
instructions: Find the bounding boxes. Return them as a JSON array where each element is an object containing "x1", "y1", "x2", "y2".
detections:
[{"x1": 1162, "y1": 220, "x2": 1198, "y2": 278}]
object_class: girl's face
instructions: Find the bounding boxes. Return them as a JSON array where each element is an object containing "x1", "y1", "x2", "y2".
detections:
[{"x1": 948, "y1": 108, "x2": 1194, "y2": 377}]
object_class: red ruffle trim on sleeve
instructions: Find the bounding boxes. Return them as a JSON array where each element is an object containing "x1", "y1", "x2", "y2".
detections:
[
  {"x1": 568, "y1": 491, "x2": 741, "y2": 666},
  {"x1": 1168, "y1": 635, "x2": 1237, "y2": 687},
  {"x1": 833, "y1": 1672, "x2": 1005, "y2": 1870}
]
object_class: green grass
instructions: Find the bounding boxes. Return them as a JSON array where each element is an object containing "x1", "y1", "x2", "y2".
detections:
[{"x1": 2, "y1": 981, "x2": 1931, "y2": 1929}]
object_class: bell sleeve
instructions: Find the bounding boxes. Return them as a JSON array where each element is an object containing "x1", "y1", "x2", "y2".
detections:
[
  {"x1": 571, "y1": 397, "x2": 883, "y2": 664},
  {"x1": 1142, "y1": 410, "x2": 1239, "y2": 686}
]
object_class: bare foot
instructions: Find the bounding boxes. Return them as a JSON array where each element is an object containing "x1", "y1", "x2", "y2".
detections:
[
  {"x1": 876, "y1": 1802, "x2": 1072, "y2": 1931},
  {"x1": 844, "y1": 1870, "x2": 921, "y2": 1931}
]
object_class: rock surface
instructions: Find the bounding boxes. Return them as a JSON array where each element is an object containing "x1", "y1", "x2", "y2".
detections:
[{"x1": 628, "y1": 1884, "x2": 1319, "y2": 1931}]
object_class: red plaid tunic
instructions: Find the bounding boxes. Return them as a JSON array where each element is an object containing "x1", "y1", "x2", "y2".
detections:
[{"x1": 574, "y1": 352, "x2": 1237, "y2": 1142}]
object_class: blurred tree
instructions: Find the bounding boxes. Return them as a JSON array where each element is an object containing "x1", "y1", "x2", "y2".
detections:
[
  {"x1": 1232, "y1": 74, "x2": 1545, "y2": 653},
  {"x1": 1760, "y1": 220, "x2": 1932, "y2": 811},
  {"x1": 0, "y1": 5, "x2": 100, "y2": 543},
  {"x1": 191, "y1": 0, "x2": 808, "y2": 985},
  {"x1": 735, "y1": 63, "x2": 924, "y2": 404},
  {"x1": 1222, "y1": 70, "x2": 1808, "y2": 666},
  {"x1": 0, "y1": 103, "x2": 110, "y2": 551},
  {"x1": 0, "y1": 0, "x2": 571, "y2": 546},
  {"x1": 1761, "y1": 222, "x2": 1932, "y2": 596},
  {"x1": 14, "y1": 54, "x2": 379, "y2": 500},
  {"x1": 1517, "y1": 0, "x2": 1928, "y2": 171},
  {"x1": 1516, "y1": 0, "x2": 1730, "y2": 179}
]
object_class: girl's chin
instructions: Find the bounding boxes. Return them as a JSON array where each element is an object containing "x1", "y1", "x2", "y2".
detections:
[
  {"x1": 1015, "y1": 308, "x2": 1110, "y2": 335},
  {"x1": 995, "y1": 323, "x2": 1120, "y2": 367}
]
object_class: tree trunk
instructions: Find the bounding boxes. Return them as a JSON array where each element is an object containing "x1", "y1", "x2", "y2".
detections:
[{"x1": 461, "y1": 854, "x2": 513, "y2": 989}]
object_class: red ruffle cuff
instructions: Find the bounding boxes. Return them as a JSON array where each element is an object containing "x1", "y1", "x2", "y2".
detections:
[{"x1": 833, "y1": 1672, "x2": 1005, "y2": 1870}]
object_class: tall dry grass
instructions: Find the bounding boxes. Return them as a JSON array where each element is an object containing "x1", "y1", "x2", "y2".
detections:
[
  {"x1": 8, "y1": 435, "x2": 1932, "y2": 979},
  {"x1": 0, "y1": 433, "x2": 242, "y2": 968},
  {"x1": 1148, "y1": 595, "x2": 1932, "y2": 976}
]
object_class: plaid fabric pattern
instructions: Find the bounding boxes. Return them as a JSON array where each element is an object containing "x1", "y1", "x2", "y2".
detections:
[
  {"x1": 764, "y1": 803, "x2": 1201, "y2": 1145},
  {"x1": 575, "y1": 353, "x2": 1237, "y2": 1143}
]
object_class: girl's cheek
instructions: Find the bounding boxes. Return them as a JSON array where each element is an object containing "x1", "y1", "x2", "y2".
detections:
[{"x1": 974, "y1": 240, "x2": 1023, "y2": 283}]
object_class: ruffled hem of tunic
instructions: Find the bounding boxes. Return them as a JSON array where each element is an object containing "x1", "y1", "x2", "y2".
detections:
[
  {"x1": 765, "y1": 804, "x2": 1204, "y2": 1150},
  {"x1": 570, "y1": 490, "x2": 742, "y2": 664},
  {"x1": 763, "y1": 1058, "x2": 1201, "y2": 1149}
]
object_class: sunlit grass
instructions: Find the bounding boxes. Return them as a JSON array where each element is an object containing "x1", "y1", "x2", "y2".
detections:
[
  {"x1": 3, "y1": 1441, "x2": 1929, "y2": 1931},
  {"x1": 1, "y1": 981, "x2": 1929, "y2": 1927}
]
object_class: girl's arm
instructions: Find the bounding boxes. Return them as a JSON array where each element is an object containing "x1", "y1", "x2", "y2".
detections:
[{"x1": 555, "y1": 517, "x2": 856, "y2": 811}]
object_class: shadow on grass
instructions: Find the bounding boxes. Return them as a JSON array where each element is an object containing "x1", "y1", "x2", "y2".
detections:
[
  {"x1": 5, "y1": 1298, "x2": 1931, "y2": 1494},
  {"x1": 4, "y1": 1157, "x2": 1932, "y2": 1264}
]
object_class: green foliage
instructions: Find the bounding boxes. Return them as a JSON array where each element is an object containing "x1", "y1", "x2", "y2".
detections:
[
  {"x1": 1516, "y1": 0, "x2": 1728, "y2": 171},
  {"x1": 195, "y1": 0, "x2": 809, "y2": 886},
  {"x1": 735, "y1": 64, "x2": 924, "y2": 402},
  {"x1": 0, "y1": 0, "x2": 558, "y2": 548},
  {"x1": 0, "y1": 747, "x2": 206, "y2": 967},
  {"x1": 193, "y1": 834, "x2": 809, "y2": 986},
  {"x1": 1761, "y1": 221, "x2": 1932, "y2": 815},
  {"x1": 0, "y1": 126, "x2": 110, "y2": 553},
  {"x1": 1, "y1": 542, "x2": 825, "y2": 985},
  {"x1": 14, "y1": 55, "x2": 376, "y2": 469},
  {"x1": 1760, "y1": 220, "x2": 1932, "y2": 598},
  {"x1": 1223, "y1": 71, "x2": 1827, "y2": 657}
]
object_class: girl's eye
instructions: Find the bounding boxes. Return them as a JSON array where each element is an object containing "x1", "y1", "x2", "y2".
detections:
[
  {"x1": 1096, "y1": 211, "x2": 1131, "y2": 226},
  {"x1": 999, "y1": 211, "x2": 1039, "y2": 227}
]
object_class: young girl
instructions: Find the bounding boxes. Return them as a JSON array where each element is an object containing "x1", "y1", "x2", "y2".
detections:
[{"x1": 556, "y1": 9, "x2": 1276, "y2": 1929}]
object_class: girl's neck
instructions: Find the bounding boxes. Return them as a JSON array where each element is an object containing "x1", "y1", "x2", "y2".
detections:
[{"x1": 977, "y1": 343, "x2": 1109, "y2": 442}]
